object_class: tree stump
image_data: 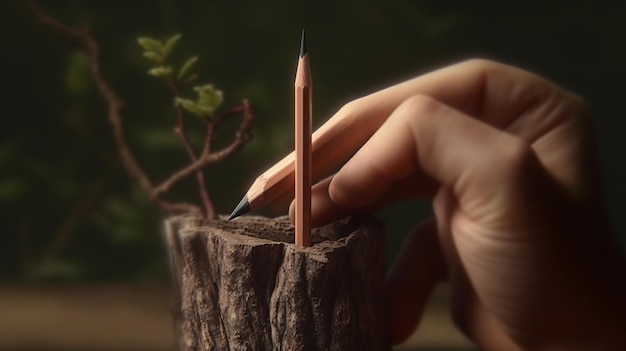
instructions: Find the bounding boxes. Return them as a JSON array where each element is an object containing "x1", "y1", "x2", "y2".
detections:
[{"x1": 164, "y1": 214, "x2": 389, "y2": 351}]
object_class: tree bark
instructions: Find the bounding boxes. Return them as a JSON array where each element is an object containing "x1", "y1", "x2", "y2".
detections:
[{"x1": 164, "y1": 214, "x2": 389, "y2": 351}]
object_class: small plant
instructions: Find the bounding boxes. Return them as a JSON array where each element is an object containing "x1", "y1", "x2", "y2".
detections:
[
  {"x1": 27, "y1": 2, "x2": 255, "y2": 220},
  {"x1": 136, "y1": 33, "x2": 255, "y2": 219}
]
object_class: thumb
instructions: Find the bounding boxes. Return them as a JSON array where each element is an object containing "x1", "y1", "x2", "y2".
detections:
[{"x1": 386, "y1": 219, "x2": 447, "y2": 344}]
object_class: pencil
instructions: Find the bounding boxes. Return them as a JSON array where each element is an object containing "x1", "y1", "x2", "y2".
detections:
[
  {"x1": 227, "y1": 35, "x2": 356, "y2": 222},
  {"x1": 228, "y1": 55, "x2": 493, "y2": 222},
  {"x1": 227, "y1": 92, "x2": 371, "y2": 221},
  {"x1": 294, "y1": 30, "x2": 312, "y2": 247},
  {"x1": 229, "y1": 34, "x2": 387, "y2": 221}
]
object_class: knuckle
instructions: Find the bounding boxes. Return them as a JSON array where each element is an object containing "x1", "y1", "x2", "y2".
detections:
[
  {"x1": 395, "y1": 95, "x2": 444, "y2": 141},
  {"x1": 336, "y1": 98, "x2": 363, "y2": 117},
  {"x1": 494, "y1": 136, "x2": 536, "y2": 178},
  {"x1": 398, "y1": 94, "x2": 442, "y2": 117}
]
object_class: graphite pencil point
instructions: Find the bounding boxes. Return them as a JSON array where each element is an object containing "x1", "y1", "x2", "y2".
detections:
[
  {"x1": 299, "y1": 29, "x2": 307, "y2": 57},
  {"x1": 228, "y1": 195, "x2": 250, "y2": 220}
]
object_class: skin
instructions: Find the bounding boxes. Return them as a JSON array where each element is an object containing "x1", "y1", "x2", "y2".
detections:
[{"x1": 290, "y1": 59, "x2": 626, "y2": 350}]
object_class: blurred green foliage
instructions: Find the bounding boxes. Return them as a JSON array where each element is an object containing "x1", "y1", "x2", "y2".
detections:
[
  {"x1": 138, "y1": 33, "x2": 224, "y2": 119},
  {"x1": 1, "y1": 1, "x2": 625, "y2": 281}
]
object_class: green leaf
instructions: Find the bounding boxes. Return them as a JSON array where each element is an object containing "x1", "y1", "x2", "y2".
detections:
[
  {"x1": 161, "y1": 33, "x2": 182, "y2": 60},
  {"x1": 178, "y1": 56, "x2": 198, "y2": 79},
  {"x1": 175, "y1": 98, "x2": 213, "y2": 116},
  {"x1": 137, "y1": 37, "x2": 163, "y2": 53},
  {"x1": 148, "y1": 66, "x2": 173, "y2": 78},
  {"x1": 194, "y1": 84, "x2": 223, "y2": 114},
  {"x1": 142, "y1": 51, "x2": 163, "y2": 63}
]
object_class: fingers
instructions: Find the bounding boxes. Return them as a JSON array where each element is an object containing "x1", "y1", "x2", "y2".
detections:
[
  {"x1": 435, "y1": 186, "x2": 521, "y2": 350},
  {"x1": 311, "y1": 58, "x2": 590, "y2": 225},
  {"x1": 385, "y1": 219, "x2": 447, "y2": 344},
  {"x1": 432, "y1": 187, "x2": 474, "y2": 338},
  {"x1": 289, "y1": 176, "x2": 345, "y2": 227},
  {"x1": 301, "y1": 59, "x2": 571, "y2": 193},
  {"x1": 297, "y1": 59, "x2": 604, "y2": 348},
  {"x1": 290, "y1": 172, "x2": 438, "y2": 228},
  {"x1": 329, "y1": 94, "x2": 531, "y2": 218}
]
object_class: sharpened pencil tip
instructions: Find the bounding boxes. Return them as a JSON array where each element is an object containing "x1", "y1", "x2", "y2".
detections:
[
  {"x1": 228, "y1": 195, "x2": 250, "y2": 220},
  {"x1": 299, "y1": 29, "x2": 307, "y2": 57}
]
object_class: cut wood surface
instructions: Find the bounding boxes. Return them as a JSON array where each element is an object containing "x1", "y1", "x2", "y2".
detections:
[{"x1": 165, "y1": 215, "x2": 389, "y2": 351}]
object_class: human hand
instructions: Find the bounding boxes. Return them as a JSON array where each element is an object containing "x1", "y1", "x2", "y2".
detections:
[{"x1": 291, "y1": 60, "x2": 626, "y2": 350}]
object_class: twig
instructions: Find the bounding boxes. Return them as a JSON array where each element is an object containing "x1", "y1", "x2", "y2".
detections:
[
  {"x1": 205, "y1": 103, "x2": 248, "y2": 153},
  {"x1": 26, "y1": 1, "x2": 204, "y2": 217},
  {"x1": 155, "y1": 100, "x2": 254, "y2": 196},
  {"x1": 26, "y1": 1, "x2": 154, "y2": 195},
  {"x1": 167, "y1": 80, "x2": 216, "y2": 219},
  {"x1": 26, "y1": 1, "x2": 253, "y2": 218}
]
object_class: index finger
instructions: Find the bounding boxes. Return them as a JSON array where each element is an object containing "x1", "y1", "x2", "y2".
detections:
[{"x1": 305, "y1": 59, "x2": 560, "y2": 185}]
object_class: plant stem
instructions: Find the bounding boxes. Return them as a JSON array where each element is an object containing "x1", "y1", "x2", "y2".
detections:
[
  {"x1": 26, "y1": 0, "x2": 203, "y2": 217},
  {"x1": 26, "y1": 1, "x2": 253, "y2": 218},
  {"x1": 154, "y1": 100, "x2": 254, "y2": 197},
  {"x1": 168, "y1": 81, "x2": 216, "y2": 219}
]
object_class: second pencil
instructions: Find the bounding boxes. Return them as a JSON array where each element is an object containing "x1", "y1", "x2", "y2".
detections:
[{"x1": 295, "y1": 30, "x2": 312, "y2": 247}]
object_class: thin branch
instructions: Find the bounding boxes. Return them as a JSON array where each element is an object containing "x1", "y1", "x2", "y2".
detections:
[
  {"x1": 23, "y1": 1, "x2": 84, "y2": 38},
  {"x1": 206, "y1": 99, "x2": 255, "y2": 163},
  {"x1": 26, "y1": 0, "x2": 201, "y2": 216},
  {"x1": 154, "y1": 100, "x2": 254, "y2": 196},
  {"x1": 27, "y1": 1, "x2": 255, "y2": 218},
  {"x1": 168, "y1": 80, "x2": 216, "y2": 219},
  {"x1": 26, "y1": 0, "x2": 154, "y2": 197},
  {"x1": 204, "y1": 103, "x2": 247, "y2": 154}
]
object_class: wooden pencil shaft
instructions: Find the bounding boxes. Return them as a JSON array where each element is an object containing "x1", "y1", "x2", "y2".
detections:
[
  {"x1": 244, "y1": 101, "x2": 369, "y2": 211},
  {"x1": 241, "y1": 51, "x2": 488, "y2": 219},
  {"x1": 295, "y1": 54, "x2": 312, "y2": 247},
  {"x1": 242, "y1": 34, "x2": 411, "y2": 215}
]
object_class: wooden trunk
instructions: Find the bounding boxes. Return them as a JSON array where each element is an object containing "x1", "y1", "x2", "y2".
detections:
[{"x1": 164, "y1": 215, "x2": 389, "y2": 351}]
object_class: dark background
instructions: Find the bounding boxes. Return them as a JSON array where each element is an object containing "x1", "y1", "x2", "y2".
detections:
[{"x1": 2, "y1": 1, "x2": 625, "y2": 282}]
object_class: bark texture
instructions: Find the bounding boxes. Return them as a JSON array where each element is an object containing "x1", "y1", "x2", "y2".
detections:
[{"x1": 164, "y1": 215, "x2": 389, "y2": 351}]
